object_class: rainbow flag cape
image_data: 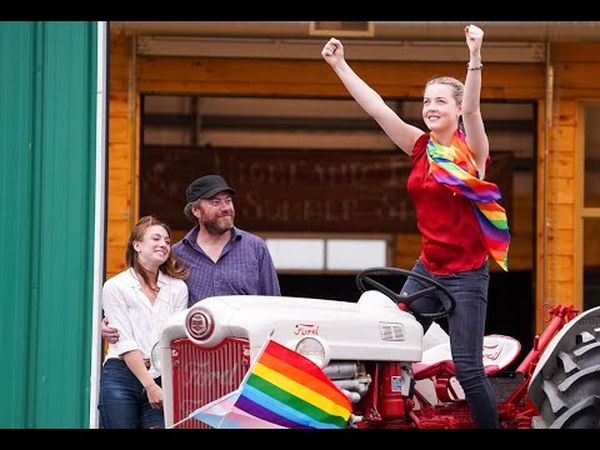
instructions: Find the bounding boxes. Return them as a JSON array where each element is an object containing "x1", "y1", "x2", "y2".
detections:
[
  {"x1": 426, "y1": 130, "x2": 510, "y2": 271},
  {"x1": 191, "y1": 340, "x2": 353, "y2": 429}
]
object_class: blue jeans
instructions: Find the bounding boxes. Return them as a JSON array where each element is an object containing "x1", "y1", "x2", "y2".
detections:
[
  {"x1": 401, "y1": 259, "x2": 498, "y2": 429},
  {"x1": 98, "y1": 358, "x2": 164, "y2": 429}
]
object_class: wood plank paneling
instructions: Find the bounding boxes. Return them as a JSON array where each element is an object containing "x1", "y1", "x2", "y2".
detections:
[
  {"x1": 107, "y1": 31, "x2": 135, "y2": 279},
  {"x1": 137, "y1": 58, "x2": 545, "y2": 100},
  {"x1": 548, "y1": 228, "x2": 575, "y2": 256},
  {"x1": 552, "y1": 43, "x2": 600, "y2": 63},
  {"x1": 548, "y1": 178, "x2": 575, "y2": 205},
  {"x1": 109, "y1": 117, "x2": 132, "y2": 143},
  {"x1": 558, "y1": 101, "x2": 577, "y2": 125},
  {"x1": 553, "y1": 154, "x2": 575, "y2": 179},
  {"x1": 556, "y1": 63, "x2": 600, "y2": 89},
  {"x1": 552, "y1": 203, "x2": 575, "y2": 230},
  {"x1": 554, "y1": 126, "x2": 576, "y2": 153},
  {"x1": 552, "y1": 255, "x2": 575, "y2": 282},
  {"x1": 555, "y1": 281, "x2": 575, "y2": 307},
  {"x1": 538, "y1": 67, "x2": 581, "y2": 321},
  {"x1": 108, "y1": 91, "x2": 130, "y2": 116},
  {"x1": 108, "y1": 143, "x2": 133, "y2": 170}
]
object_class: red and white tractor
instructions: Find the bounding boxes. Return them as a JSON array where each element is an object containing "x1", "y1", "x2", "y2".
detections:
[{"x1": 155, "y1": 267, "x2": 600, "y2": 429}]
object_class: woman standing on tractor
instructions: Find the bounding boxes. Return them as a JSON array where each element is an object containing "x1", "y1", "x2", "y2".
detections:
[{"x1": 321, "y1": 24, "x2": 510, "y2": 428}]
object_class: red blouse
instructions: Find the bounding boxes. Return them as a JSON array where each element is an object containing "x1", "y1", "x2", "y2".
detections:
[{"x1": 407, "y1": 133, "x2": 488, "y2": 275}]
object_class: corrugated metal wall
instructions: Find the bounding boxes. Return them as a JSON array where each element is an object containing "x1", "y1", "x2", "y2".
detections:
[{"x1": 0, "y1": 22, "x2": 98, "y2": 428}]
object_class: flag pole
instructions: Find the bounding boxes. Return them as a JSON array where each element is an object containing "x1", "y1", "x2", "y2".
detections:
[{"x1": 168, "y1": 414, "x2": 196, "y2": 429}]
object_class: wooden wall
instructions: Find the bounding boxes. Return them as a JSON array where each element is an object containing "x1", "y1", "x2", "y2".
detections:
[
  {"x1": 534, "y1": 43, "x2": 600, "y2": 330},
  {"x1": 108, "y1": 28, "x2": 595, "y2": 333},
  {"x1": 108, "y1": 32, "x2": 136, "y2": 276}
]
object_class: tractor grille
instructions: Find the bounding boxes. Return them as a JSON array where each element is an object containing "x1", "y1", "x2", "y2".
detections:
[{"x1": 171, "y1": 338, "x2": 250, "y2": 428}]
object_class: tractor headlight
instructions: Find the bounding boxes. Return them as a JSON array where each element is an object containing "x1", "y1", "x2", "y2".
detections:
[
  {"x1": 295, "y1": 337, "x2": 329, "y2": 368},
  {"x1": 150, "y1": 342, "x2": 161, "y2": 374}
]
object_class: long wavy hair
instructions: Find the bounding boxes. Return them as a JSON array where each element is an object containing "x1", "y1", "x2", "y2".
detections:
[{"x1": 125, "y1": 216, "x2": 188, "y2": 288}]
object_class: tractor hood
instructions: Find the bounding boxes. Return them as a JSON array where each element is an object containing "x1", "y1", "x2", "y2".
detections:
[{"x1": 159, "y1": 290, "x2": 424, "y2": 364}]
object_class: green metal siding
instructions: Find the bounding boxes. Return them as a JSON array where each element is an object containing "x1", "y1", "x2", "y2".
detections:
[{"x1": 0, "y1": 22, "x2": 98, "y2": 428}]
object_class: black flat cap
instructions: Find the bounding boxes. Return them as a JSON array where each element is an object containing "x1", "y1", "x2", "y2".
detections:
[{"x1": 185, "y1": 175, "x2": 236, "y2": 203}]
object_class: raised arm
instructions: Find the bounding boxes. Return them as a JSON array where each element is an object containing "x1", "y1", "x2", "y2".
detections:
[
  {"x1": 321, "y1": 38, "x2": 423, "y2": 156},
  {"x1": 462, "y1": 25, "x2": 490, "y2": 177}
]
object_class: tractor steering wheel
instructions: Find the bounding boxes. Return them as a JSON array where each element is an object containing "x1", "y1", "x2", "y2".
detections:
[{"x1": 356, "y1": 267, "x2": 456, "y2": 321}]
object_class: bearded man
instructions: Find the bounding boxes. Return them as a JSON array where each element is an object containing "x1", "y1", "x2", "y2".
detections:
[{"x1": 175, "y1": 174, "x2": 280, "y2": 305}]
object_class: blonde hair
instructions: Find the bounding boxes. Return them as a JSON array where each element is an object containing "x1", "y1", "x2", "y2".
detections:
[{"x1": 425, "y1": 76, "x2": 464, "y2": 106}]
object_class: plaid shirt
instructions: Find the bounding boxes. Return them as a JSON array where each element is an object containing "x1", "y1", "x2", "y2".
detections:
[{"x1": 172, "y1": 226, "x2": 281, "y2": 306}]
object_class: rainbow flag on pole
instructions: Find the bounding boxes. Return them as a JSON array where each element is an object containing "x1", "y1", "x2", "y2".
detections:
[{"x1": 191, "y1": 340, "x2": 353, "y2": 429}]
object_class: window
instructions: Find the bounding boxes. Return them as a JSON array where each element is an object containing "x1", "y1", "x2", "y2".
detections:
[
  {"x1": 582, "y1": 106, "x2": 600, "y2": 310},
  {"x1": 264, "y1": 235, "x2": 391, "y2": 273}
]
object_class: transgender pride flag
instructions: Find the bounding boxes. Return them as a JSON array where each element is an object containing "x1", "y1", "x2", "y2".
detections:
[
  {"x1": 190, "y1": 340, "x2": 352, "y2": 429},
  {"x1": 188, "y1": 390, "x2": 286, "y2": 429}
]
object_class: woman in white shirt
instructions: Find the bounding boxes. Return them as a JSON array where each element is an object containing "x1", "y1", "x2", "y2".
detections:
[{"x1": 99, "y1": 216, "x2": 189, "y2": 428}]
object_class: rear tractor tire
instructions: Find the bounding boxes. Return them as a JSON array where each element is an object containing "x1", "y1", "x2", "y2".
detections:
[{"x1": 532, "y1": 328, "x2": 600, "y2": 428}]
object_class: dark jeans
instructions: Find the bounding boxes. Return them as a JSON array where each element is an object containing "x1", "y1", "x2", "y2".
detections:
[
  {"x1": 98, "y1": 358, "x2": 164, "y2": 429},
  {"x1": 401, "y1": 259, "x2": 499, "y2": 429}
]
